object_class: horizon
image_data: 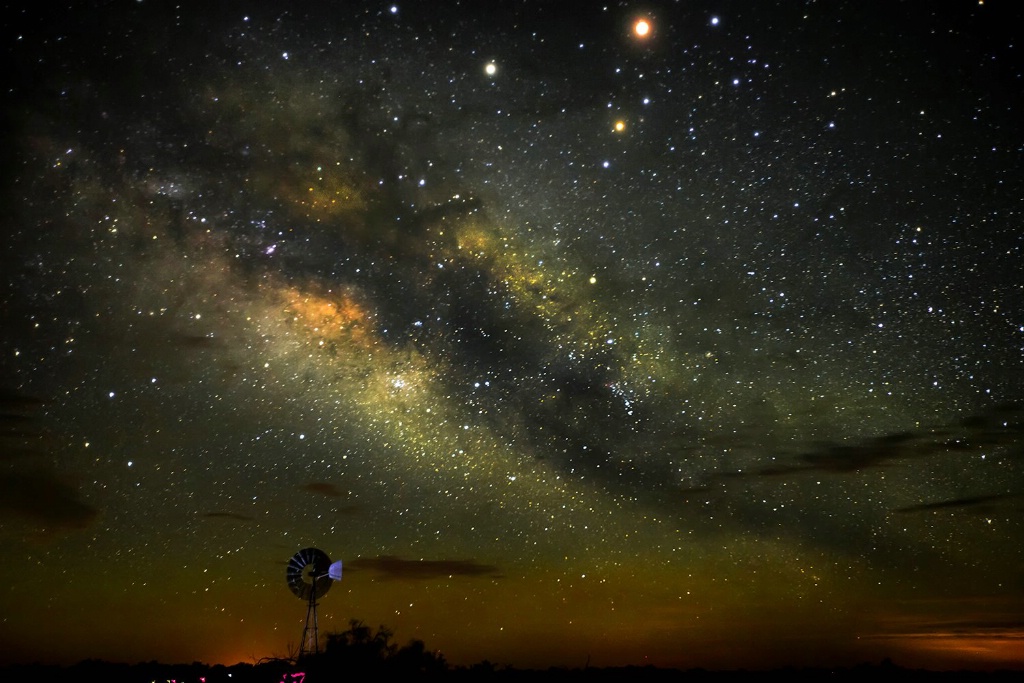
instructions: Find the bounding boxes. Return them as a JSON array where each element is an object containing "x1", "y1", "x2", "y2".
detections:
[{"x1": 1, "y1": 0, "x2": 1021, "y2": 673}]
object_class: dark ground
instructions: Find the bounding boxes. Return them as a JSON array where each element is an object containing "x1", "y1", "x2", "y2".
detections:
[{"x1": 2, "y1": 658, "x2": 1020, "y2": 683}]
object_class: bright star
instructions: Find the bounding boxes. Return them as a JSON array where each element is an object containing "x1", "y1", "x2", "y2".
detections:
[{"x1": 634, "y1": 19, "x2": 651, "y2": 38}]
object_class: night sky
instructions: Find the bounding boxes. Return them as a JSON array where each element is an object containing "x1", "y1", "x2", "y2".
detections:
[{"x1": 2, "y1": 0, "x2": 1022, "y2": 672}]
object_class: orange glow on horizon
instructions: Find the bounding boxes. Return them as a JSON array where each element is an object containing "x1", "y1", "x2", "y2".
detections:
[{"x1": 877, "y1": 632, "x2": 1024, "y2": 670}]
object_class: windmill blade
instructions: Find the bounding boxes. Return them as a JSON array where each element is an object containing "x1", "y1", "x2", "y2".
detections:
[{"x1": 286, "y1": 547, "x2": 333, "y2": 600}]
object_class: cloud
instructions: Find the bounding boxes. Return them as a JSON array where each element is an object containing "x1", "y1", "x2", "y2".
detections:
[
  {"x1": 893, "y1": 493, "x2": 1021, "y2": 515},
  {"x1": 299, "y1": 483, "x2": 361, "y2": 515},
  {"x1": 0, "y1": 390, "x2": 48, "y2": 461},
  {"x1": 753, "y1": 403, "x2": 1024, "y2": 478},
  {"x1": 302, "y1": 482, "x2": 343, "y2": 497},
  {"x1": 865, "y1": 597, "x2": 1024, "y2": 645},
  {"x1": 203, "y1": 511, "x2": 254, "y2": 522},
  {"x1": 346, "y1": 555, "x2": 502, "y2": 580},
  {"x1": 0, "y1": 391, "x2": 46, "y2": 414},
  {"x1": 0, "y1": 469, "x2": 98, "y2": 530}
]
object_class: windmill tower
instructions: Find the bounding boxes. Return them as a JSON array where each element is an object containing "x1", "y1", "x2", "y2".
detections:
[{"x1": 286, "y1": 547, "x2": 343, "y2": 658}]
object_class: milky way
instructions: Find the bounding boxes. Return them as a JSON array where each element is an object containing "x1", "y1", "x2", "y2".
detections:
[{"x1": 2, "y1": 1, "x2": 1022, "y2": 671}]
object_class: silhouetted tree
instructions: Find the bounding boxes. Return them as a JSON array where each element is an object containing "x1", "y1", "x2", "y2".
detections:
[
  {"x1": 320, "y1": 619, "x2": 397, "y2": 673},
  {"x1": 301, "y1": 620, "x2": 451, "y2": 678},
  {"x1": 388, "y1": 637, "x2": 448, "y2": 675}
]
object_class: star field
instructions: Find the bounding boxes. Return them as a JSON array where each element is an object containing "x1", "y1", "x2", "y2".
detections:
[{"x1": 1, "y1": 0, "x2": 1022, "y2": 672}]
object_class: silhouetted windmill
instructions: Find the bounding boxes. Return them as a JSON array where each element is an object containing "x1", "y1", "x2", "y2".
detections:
[{"x1": 286, "y1": 547, "x2": 343, "y2": 658}]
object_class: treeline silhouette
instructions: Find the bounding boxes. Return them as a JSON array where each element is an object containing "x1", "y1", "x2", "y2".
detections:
[
  {"x1": 2, "y1": 620, "x2": 1020, "y2": 682},
  {"x1": 307, "y1": 619, "x2": 448, "y2": 676}
]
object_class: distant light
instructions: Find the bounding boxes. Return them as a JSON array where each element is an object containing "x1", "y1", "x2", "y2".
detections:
[
  {"x1": 485, "y1": 61, "x2": 497, "y2": 76},
  {"x1": 282, "y1": 51, "x2": 289, "y2": 60},
  {"x1": 634, "y1": 19, "x2": 651, "y2": 38},
  {"x1": 390, "y1": 5, "x2": 398, "y2": 13},
  {"x1": 614, "y1": 120, "x2": 626, "y2": 132},
  {"x1": 711, "y1": 16, "x2": 720, "y2": 26}
]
